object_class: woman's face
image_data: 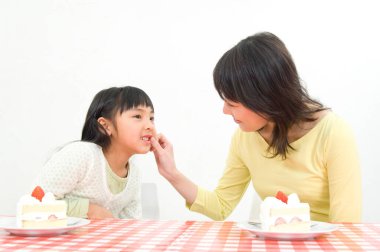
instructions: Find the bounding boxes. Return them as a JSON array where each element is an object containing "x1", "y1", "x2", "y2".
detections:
[{"x1": 223, "y1": 99, "x2": 268, "y2": 132}]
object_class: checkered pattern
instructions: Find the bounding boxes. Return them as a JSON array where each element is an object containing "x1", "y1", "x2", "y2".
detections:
[{"x1": 1, "y1": 219, "x2": 380, "y2": 251}]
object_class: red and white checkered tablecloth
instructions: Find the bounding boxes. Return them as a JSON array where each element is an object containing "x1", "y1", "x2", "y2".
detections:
[{"x1": 1, "y1": 219, "x2": 380, "y2": 251}]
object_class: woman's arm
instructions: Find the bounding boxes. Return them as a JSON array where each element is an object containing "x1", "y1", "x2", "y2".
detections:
[
  {"x1": 326, "y1": 118, "x2": 362, "y2": 222},
  {"x1": 151, "y1": 131, "x2": 251, "y2": 220},
  {"x1": 150, "y1": 135, "x2": 198, "y2": 205}
]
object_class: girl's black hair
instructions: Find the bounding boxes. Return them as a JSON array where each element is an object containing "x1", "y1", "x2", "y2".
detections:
[
  {"x1": 81, "y1": 86, "x2": 154, "y2": 149},
  {"x1": 213, "y1": 32, "x2": 326, "y2": 158}
]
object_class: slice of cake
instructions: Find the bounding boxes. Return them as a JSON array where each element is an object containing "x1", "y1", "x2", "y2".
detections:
[
  {"x1": 259, "y1": 191, "x2": 310, "y2": 232},
  {"x1": 17, "y1": 186, "x2": 67, "y2": 229}
]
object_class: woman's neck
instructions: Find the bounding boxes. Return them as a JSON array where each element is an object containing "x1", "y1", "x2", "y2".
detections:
[
  {"x1": 288, "y1": 110, "x2": 329, "y2": 143},
  {"x1": 102, "y1": 145, "x2": 131, "y2": 178},
  {"x1": 259, "y1": 110, "x2": 329, "y2": 144},
  {"x1": 258, "y1": 121, "x2": 275, "y2": 144}
]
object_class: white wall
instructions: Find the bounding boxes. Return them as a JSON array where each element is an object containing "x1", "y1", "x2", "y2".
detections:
[{"x1": 1, "y1": 0, "x2": 379, "y2": 222}]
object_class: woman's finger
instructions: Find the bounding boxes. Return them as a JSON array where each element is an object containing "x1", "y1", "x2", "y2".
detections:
[{"x1": 150, "y1": 137, "x2": 163, "y2": 152}]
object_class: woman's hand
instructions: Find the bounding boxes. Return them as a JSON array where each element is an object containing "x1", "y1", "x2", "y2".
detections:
[
  {"x1": 150, "y1": 134, "x2": 179, "y2": 182},
  {"x1": 87, "y1": 203, "x2": 114, "y2": 219},
  {"x1": 150, "y1": 133, "x2": 198, "y2": 204}
]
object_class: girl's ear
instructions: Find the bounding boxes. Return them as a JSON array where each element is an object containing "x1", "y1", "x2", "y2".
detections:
[{"x1": 97, "y1": 117, "x2": 112, "y2": 136}]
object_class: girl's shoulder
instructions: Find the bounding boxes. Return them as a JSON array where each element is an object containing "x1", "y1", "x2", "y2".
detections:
[{"x1": 56, "y1": 141, "x2": 103, "y2": 156}]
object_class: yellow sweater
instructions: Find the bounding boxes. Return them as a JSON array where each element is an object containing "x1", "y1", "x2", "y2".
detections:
[{"x1": 189, "y1": 112, "x2": 362, "y2": 222}]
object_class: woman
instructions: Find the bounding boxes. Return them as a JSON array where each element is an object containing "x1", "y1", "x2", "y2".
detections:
[{"x1": 151, "y1": 32, "x2": 362, "y2": 222}]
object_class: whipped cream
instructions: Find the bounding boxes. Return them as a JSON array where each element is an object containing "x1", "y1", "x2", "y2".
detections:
[
  {"x1": 16, "y1": 191, "x2": 66, "y2": 227},
  {"x1": 259, "y1": 193, "x2": 310, "y2": 231}
]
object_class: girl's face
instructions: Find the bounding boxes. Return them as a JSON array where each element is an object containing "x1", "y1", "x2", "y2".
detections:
[
  {"x1": 223, "y1": 99, "x2": 268, "y2": 132},
  {"x1": 110, "y1": 106, "x2": 155, "y2": 154}
]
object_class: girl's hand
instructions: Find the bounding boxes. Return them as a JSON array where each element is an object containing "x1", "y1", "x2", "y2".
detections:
[
  {"x1": 87, "y1": 203, "x2": 114, "y2": 219},
  {"x1": 150, "y1": 134, "x2": 179, "y2": 182}
]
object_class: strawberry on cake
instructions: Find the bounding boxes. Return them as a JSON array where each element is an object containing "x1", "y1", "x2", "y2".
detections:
[
  {"x1": 259, "y1": 191, "x2": 311, "y2": 232},
  {"x1": 17, "y1": 186, "x2": 67, "y2": 228}
]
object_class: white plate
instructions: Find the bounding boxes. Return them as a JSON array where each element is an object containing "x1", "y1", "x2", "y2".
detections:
[
  {"x1": 237, "y1": 221, "x2": 339, "y2": 240},
  {"x1": 0, "y1": 217, "x2": 90, "y2": 236}
]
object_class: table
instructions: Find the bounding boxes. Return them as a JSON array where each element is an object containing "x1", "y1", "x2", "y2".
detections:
[{"x1": 1, "y1": 219, "x2": 380, "y2": 251}]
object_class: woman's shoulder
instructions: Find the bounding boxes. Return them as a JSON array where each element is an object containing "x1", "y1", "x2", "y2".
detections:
[
  {"x1": 320, "y1": 111, "x2": 352, "y2": 130},
  {"x1": 317, "y1": 111, "x2": 356, "y2": 140}
]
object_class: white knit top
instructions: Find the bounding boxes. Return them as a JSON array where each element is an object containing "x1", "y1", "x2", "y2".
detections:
[{"x1": 34, "y1": 141, "x2": 141, "y2": 219}]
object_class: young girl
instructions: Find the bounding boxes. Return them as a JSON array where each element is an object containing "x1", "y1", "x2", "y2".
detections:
[
  {"x1": 35, "y1": 86, "x2": 155, "y2": 219},
  {"x1": 151, "y1": 32, "x2": 362, "y2": 223}
]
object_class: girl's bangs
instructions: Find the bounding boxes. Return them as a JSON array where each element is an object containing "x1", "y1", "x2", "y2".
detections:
[{"x1": 118, "y1": 88, "x2": 154, "y2": 113}]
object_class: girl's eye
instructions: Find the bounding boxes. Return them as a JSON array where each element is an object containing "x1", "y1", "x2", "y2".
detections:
[
  {"x1": 133, "y1": 115, "x2": 142, "y2": 119},
  {"x1": 150, "y1": 116, "x2": 155, "y2": 121}
]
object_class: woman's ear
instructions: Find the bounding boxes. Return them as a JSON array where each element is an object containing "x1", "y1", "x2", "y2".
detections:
[{"x1": 97, "y1": 117, "x2": 112, "y2": 136}]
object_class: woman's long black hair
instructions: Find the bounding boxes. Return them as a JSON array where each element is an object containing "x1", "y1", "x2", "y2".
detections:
[
  {"x1": 213, "y1": 32, "x2": 326, "y2": 158},
  {"x1": 81, "y1": 86, "x2": 154, "y2": 149}
]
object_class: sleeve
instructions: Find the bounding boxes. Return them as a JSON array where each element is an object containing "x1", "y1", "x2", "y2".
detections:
[
  {"x1": 188, "y1": 130, "x2": 251, "y2": 220},
  {"x1": 119, "y1": 197, "x2": 142, "y2": 219},
  {"x1": 34, "y1": 142, "x2": 93, "y2": 215},
  {"x1": 64, "y1": 197, "x2": 89, "y2": 218},
  {"x1": 326, "y1": 118, "x2": 362, "y2": 222}
]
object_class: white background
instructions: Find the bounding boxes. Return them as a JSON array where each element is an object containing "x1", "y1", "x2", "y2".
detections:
[{"x1": 1, "y1": 0, "x2": 379, "y2": 222}]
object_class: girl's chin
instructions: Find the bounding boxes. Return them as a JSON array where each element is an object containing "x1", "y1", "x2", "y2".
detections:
[{"x1": 136, "y1": 147, "x2": 151, "y2": 154}]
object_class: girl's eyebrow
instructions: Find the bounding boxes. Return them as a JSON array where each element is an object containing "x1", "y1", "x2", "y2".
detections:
[{"x1": 130, "y1": 107, "x2": 154, "y2": 113}]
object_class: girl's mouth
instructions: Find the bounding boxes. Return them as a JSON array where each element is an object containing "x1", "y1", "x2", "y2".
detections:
[{"x1": 141, "y1": 136, "x2": 152, "y2": 141}]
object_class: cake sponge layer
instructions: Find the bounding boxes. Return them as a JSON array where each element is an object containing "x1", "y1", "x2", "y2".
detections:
[
  {"x1": 270, "y1": 206, "x2": 309, "y2": 216},
  {"x1": 21, "y1": 204, "x2": 66, "y2": 213},
  {"x1": 21, "y1": 219, "x2": 67, "y2": 229},
  {"x1": 268, "y1": 221, "x2": 310, "y2": 232}
]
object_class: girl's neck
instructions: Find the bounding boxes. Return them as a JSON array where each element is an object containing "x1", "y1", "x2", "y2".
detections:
[{"x1": 102, "y1": 145, "x2": 132, "y2": 178}]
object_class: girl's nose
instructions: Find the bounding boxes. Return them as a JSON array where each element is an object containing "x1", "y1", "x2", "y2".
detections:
[{"x1": 146, "y1": 118, "x2": 154, "y2": 129}]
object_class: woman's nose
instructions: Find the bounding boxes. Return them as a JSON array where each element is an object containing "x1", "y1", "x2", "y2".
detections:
[{"x1": 223, "y1": 102, "x2": 231, "y2": 115}]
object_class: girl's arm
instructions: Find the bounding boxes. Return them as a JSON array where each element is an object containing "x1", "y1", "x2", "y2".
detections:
[
  {"x1": 119, "y1": 198, "x2": 142, "y2": 219},
  {"x1": 36, "y1": 142, "x2": 113, "y2": 219},
  {"x1": 64, "y1": 197, "x2": 89, "y2": 218},
  {"x1": 64, "y1": 197, "x2": 113, "y2": 219},
  {"x1": 87, "y1": 203, "x2": 114, "y2": 219},
  {"x1": 150, "y1": 135, "x2": 198, "y2": 205}
]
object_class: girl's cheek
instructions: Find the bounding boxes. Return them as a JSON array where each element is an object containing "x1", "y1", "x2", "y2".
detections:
[{"x1": 152, "y1": 128, "x2": 158, "y2": 138}]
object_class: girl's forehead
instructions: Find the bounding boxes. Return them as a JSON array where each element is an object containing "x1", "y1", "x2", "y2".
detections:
[{"x1": 125, "y1": 106, "x2": 154, "y2": 113}]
